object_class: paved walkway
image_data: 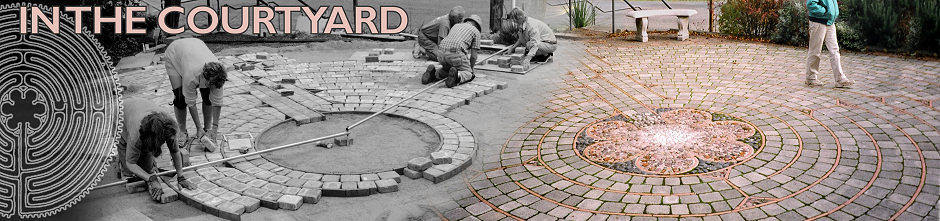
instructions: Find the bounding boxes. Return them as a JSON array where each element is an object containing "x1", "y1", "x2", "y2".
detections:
[
  {"x1": 55, "y1": 35, "x2": 938, "y2": 220},
  {"x1": 442, "y1": 37, "x2": 939, "y2": 220}
]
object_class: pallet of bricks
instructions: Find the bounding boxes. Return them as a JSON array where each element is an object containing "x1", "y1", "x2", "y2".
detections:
[{"x1": 477, "y1": 39, "x2": 536, "y2": 74}]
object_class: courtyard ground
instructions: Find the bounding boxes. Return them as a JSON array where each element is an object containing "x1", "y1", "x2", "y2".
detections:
[{"x1": 54, "y1": 30, "x2": 938, "y2": 220}]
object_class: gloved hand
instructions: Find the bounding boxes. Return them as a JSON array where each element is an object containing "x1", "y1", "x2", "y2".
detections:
[{"x1": 147, "y1": 175, "x2": 163, "y2": 201}]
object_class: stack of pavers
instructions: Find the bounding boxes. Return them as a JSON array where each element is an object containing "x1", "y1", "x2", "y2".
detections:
[
  {"x1": 509, "y1": 47, "x2": 527, "y2": 73},
  {"x1": 403, "y1": 148, "x2": 473, "y2": 183},
  {"x1": 365, "y1": 48, "x2": 396, "y2": 63},
  {"x1": 485, "y1": 47, "x2": 528, "y2": 73}
]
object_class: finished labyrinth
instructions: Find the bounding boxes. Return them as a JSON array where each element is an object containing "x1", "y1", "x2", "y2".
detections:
[{"x1": 452, "y1": 40, "x2": 938, "y2": 220}]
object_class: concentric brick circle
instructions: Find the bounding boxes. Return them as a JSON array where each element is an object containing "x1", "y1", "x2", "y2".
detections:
[
  {"x1": 455, "y1": 39, "x2": 938, "y2": 220},
  {"x1": 118, "y1": 51, "x2": 505, "y2": 219}
]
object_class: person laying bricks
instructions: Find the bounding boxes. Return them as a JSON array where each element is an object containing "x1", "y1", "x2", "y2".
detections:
[
  {"x1": 491, "y1": 18, "x2": 520, "y2": 45},
  {"x1": 118, "y1": 98, "x2": 195, "y2": 201},
  {"x1": 164, "y1": 37, "x2": 227, "y2": 152},
  {"x1": 414, "y1": 6, "x2": 467, "y2": 61},
  {"x1": 506, "y1": 8, "x2": 557, "y2": 69},
  {"x1": 421, "y1": 15, "x2": 484, "y2": 88}
]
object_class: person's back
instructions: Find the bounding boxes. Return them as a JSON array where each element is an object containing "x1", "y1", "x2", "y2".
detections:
[
  {"x1": 164, "y1": 38, "x2": 219, "y2": 89},
  {"x1": 420, "y1": 16, "x2": 450, "y2": 41},
  {"x1": 440, "y1": 22, "x2": 481, "y2": 52},
  {"x1": 525, "y1": 17, "x2": 556, "y2": 43}
]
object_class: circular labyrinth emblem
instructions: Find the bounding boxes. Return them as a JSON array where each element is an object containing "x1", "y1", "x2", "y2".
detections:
[
  {"x1": 0, "y1": 4, "x2": 121, "y2": 218},
  {"x1": 575, "y1": 109, "x2": 763, "y2": 176}
]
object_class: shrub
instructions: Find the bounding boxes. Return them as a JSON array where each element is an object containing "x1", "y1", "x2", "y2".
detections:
[
  {"x1": 721, "y1": 0, "x2": 939, "y2": 55},
  {"x1": 719, "y1": 0, "x2": 786, "y2": 38},
  {"x1": 909, "y1": 0, "x2": 940, "y2": 51},
  {"x1": 839, "y1": 0, "x2": 939, "y2": 53},
  {"x1": 836, "y1": 22, "x2": 866, "y2": 51},
  {"x1": 569, "y1": 0, "x2": 596, "y2": 28},
  {"x1": 770, "y1": 0, "x2": 808, "y2": 46},
  {"x1": 842, "y1": 0, "x2": 904, "y2": 49}
]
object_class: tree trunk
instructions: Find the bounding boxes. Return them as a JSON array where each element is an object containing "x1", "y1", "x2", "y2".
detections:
[{"x1": 490, "y1": 0, "x2": 504, "y2": 33}]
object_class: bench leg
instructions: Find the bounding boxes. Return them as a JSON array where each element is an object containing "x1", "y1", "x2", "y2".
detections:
[
  {"x1": 677, "y1": 16, "x2": 690, "y2": 41},
  {"x1": 635, "y1": 18, "x2": 648, "y2": 42}
]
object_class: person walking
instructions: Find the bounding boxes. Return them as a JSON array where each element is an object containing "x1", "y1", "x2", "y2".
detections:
[{"x1": 805, "y1": 0, "x2": 854, "y2": 88}]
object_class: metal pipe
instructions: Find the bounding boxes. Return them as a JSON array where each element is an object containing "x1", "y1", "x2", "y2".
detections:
[
  {"x1": 346, "y1": 80, "x2": 444, "y2": 131},
  {"x1": 92, "y1": 132, "x2": 350, "y2": 191},
  {"x1": 611, "y1": 0, "x2": 615, "y2": 33}
]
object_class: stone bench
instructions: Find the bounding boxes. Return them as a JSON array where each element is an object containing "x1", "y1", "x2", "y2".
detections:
[{"x1": 625, "y1": 9, "x2": 698, "y2": 42}]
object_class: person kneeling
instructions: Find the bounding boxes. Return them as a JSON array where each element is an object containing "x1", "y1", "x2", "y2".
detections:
[
  {"x1": 421, "y1": 15, "x2": 484, "y2": 88},
  {"x1": 507, "y1": 8, "x2": 557, "y2": 68},
  {"x1": 119, "y1": 98, "x2": 195, "y2": 201}
]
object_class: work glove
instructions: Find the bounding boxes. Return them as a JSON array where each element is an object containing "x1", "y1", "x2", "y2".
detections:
[{"x1": 147, "y1": 175, "x2": 163, "y2": 201}]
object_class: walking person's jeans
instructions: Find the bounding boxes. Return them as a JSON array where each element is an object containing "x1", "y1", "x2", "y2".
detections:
[{"x1": 806, "y1": 21, "x2": 848, "y2": 82}]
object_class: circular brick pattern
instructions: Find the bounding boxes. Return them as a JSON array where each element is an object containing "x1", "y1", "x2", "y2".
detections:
[
  {"x1": 457, "y1": 39, "x2": 938, "y2": 220},
  {"x1": 118, "y1": 52, "x2": 507, "y2": 219}
]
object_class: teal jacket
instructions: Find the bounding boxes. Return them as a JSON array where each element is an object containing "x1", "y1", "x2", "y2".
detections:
[{"x1": 807, "y1": 0, "x2": 839, "y2": 25}]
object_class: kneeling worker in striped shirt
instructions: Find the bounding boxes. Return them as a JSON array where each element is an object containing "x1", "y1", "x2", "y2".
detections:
[{"x1": 421, "y1": 15, "x2": 484, "y2": 88}]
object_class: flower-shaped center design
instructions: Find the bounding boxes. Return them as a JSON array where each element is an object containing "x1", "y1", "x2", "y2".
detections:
[
  {"x1": 1, "y1": 88, "x2": 46, "y2": 130},
  {"x1": 582, "y1": 109, "x2": 757, "y2": 175}
]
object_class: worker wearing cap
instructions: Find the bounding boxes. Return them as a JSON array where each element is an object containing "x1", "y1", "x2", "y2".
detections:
[
  {"x1": 421, "y1": 15, "x2": 484, "y2": 88},
  {"x1": 164, "y1": 38, "x2": 227, "y2": 152},
  {"x1": 415, "y1": 6, "x2": 467, "y2": 61},
  {"x1": 507, "y1": 8, "x2": 557, "y2": 68}
]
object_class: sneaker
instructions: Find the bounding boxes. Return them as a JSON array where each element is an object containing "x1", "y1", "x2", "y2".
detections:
[
  {"x1": 835, "y1": 80, "x2": 854, "y2": 88},
  {"x1": 200, "y1": 136, "x2": 218, "y2": 152},
  {"x1": 805, "y1": 79, "x2": 823, "y2": 87},
  {"x1": 445, "y1": 68, "x2": 460, "y2": 88},
  {"x1": 421, "y1": 65, "x2": 437, "y2": 84}
]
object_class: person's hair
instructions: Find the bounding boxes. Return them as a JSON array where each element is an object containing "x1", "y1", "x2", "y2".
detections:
[
  {"x1": 136, "y1": 112, "x2": 177, "y2": 157},
  {"x1": 507, "y1": 8, "x2": 527, "y2": 25},
  {"x1": 202, "y1": 62, "x2": 227, "y2": 88},
  {"x1": 448, "y1": 6, "x2": 467, "y2": 26},
  {"x1": 501, "y1": 18, "x2": 519, "y2": 33}
]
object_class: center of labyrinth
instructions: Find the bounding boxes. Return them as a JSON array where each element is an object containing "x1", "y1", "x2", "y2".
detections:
[
  {"x1": 576, "y1": 108, "x2": 763, "y2": 175},
  {"x1": 257, "y1": 112, "x2": 441, "y2": 174}
]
